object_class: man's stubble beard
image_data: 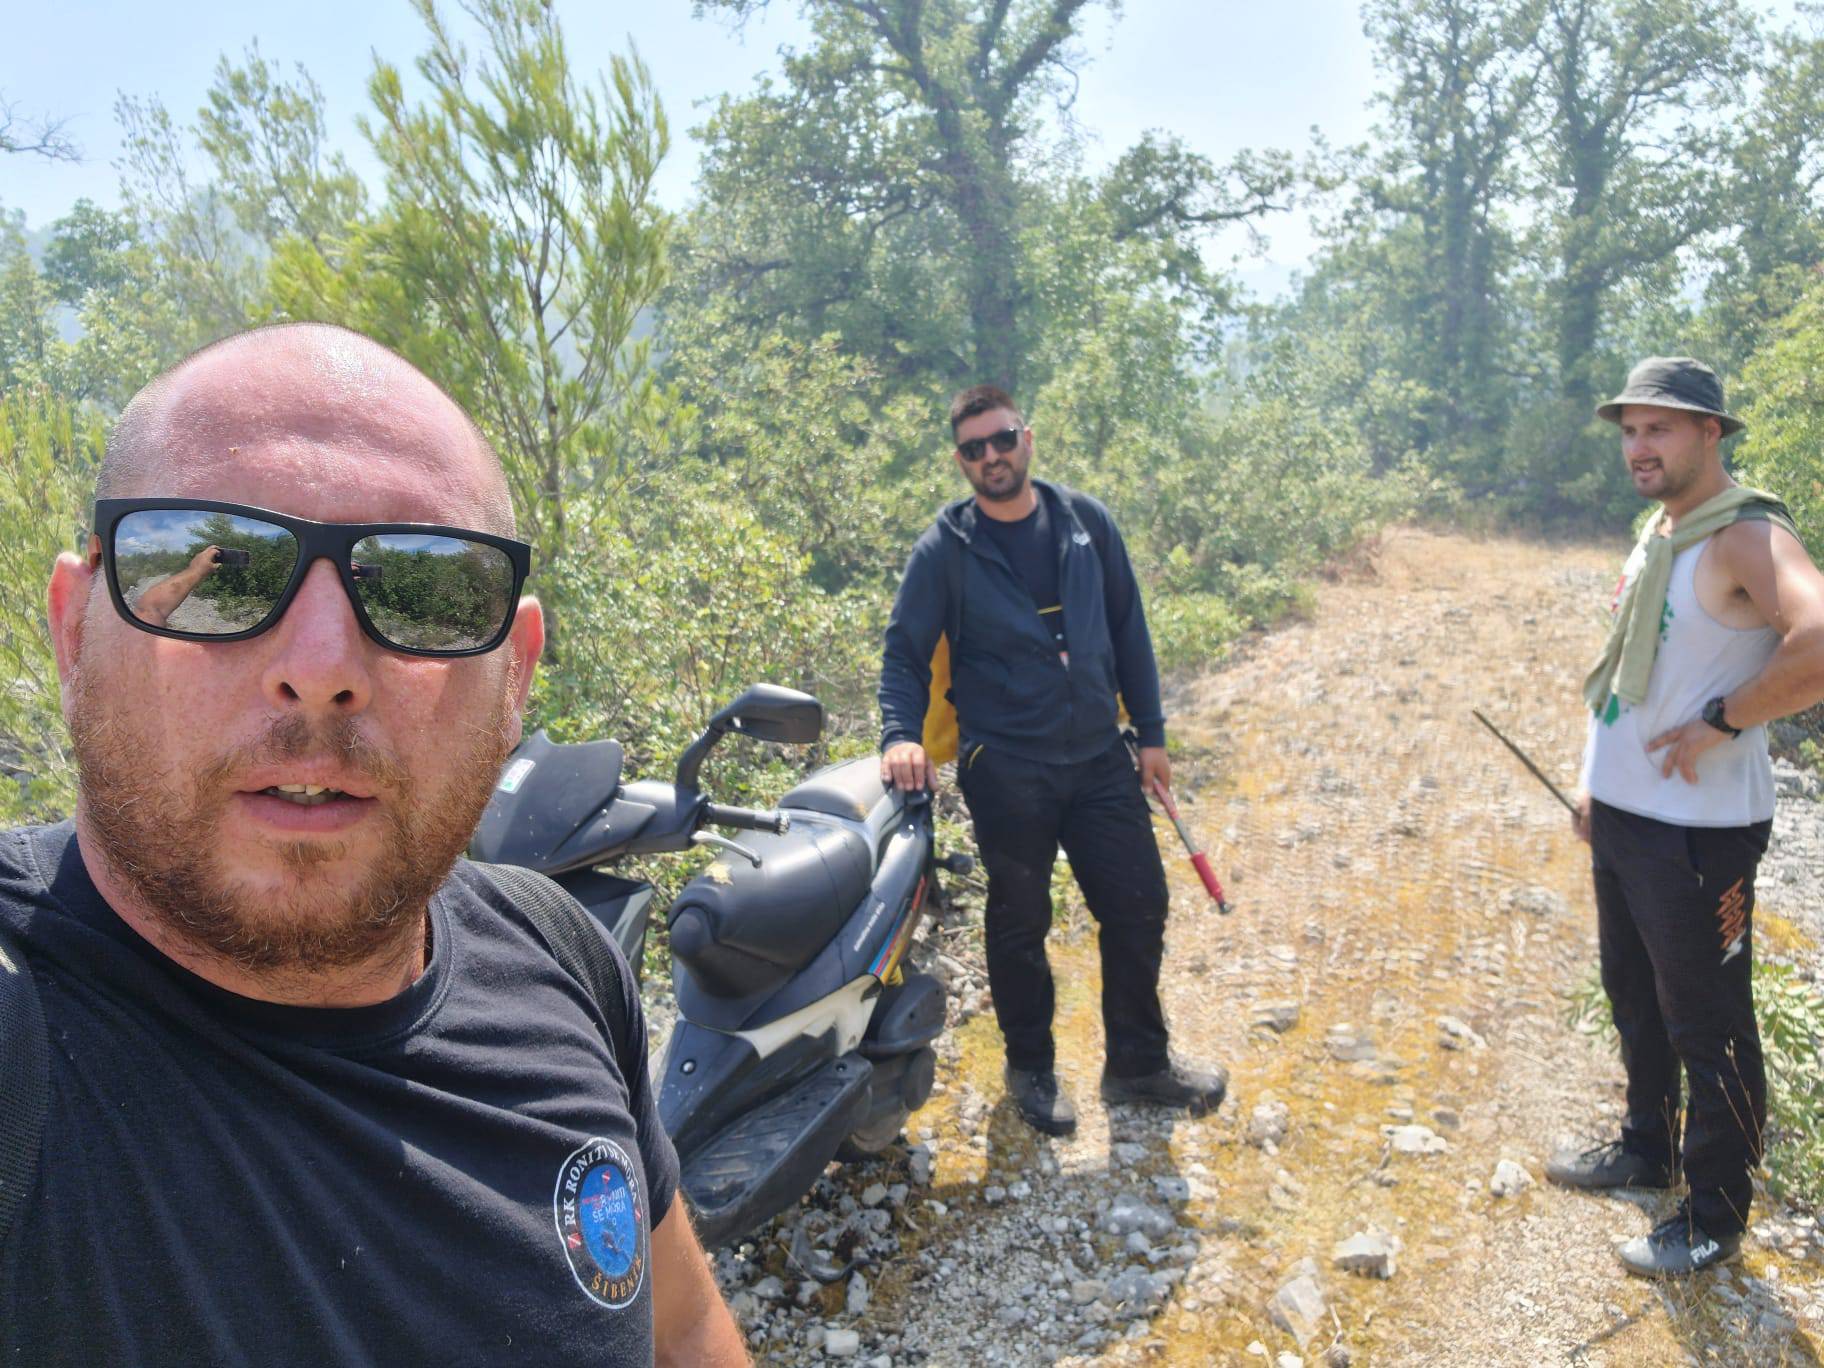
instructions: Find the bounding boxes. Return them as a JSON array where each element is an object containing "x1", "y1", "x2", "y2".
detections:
[
  {"x1": 967, "y1": 451, "x2": 1031, "y2": 504},
  {"x1": 1651, "y1": 461, "x2": 1700, "y2": 504},
  {"x1": 68, "y1": 660, "x2": 516, "y2": 980}
]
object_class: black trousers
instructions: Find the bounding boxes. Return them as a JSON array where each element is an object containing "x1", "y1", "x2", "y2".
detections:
[
  {"x1": 1591, "y1": 798, "x2": 1773, "y2": 1236},
  {"x1": 956, "y1": 737, "x2": 1171, "y2": 1079}
]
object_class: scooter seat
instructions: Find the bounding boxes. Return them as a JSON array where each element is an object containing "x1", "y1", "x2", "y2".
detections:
[
  {"x1": 668, "y1": 822, "x2": 872, "y2": 999},
  {"x1": 780, "y1": 758, "x2": 890, "y2": 822}
]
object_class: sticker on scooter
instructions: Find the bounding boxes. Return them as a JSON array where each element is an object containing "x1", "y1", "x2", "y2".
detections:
[
  {"x1": 497, "y1": 757, "x2": 536, "y2": 793},
  {"x1": 852, "y1": 895, "x2": 888, "y2": 952}
]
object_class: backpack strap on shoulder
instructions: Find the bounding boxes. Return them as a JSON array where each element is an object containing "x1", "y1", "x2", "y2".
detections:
[
  {"x1": 945, "y1": 521, "x2": 965, "y2": 651},
  {"x1": 1051, "y1": 483, "x2": 1110, "y2": 566},
  {"x1": 0, "y1": 927, "x2": 47, "y2": 1257},
  {"x1": 477, "y1": 863, "x2": 635, "y2": 1077}
]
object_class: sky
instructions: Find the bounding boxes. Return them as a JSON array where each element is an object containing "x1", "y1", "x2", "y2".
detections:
[{"x1": 3, "y1": 0, "x2": 1385, "y2": 296}]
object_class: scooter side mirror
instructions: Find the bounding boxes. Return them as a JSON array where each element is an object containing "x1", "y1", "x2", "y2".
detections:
[{"x1": 715, "y1": 684, "x2": 824, "y2": 745}]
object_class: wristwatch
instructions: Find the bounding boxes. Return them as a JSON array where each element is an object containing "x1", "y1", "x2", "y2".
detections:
[{"x1": 1701, "y1": 696, "x2": 1741, "y2": 738}]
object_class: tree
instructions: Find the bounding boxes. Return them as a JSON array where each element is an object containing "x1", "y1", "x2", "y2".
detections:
[
  {"x1": 1702, "y1": 9, "x2": 1824, "y2": 366},
  {"x1": 0, "y1": 95, "x2": 78, "y2": 161},
  {"x1": 1525, "y1": 0, "x2": 1755, "y2": 417},
  {"x1": 196, "y1": 45, "x2": 367, "y2": 260},
  {"x1": 0, "y1": 212, "x2": 58, "y2": 394},
  {"x1": 683, "y1": 0, "x2": 1295, "y2": 395},
  {"x1": 272, "y1": 0, "x2": 672, "y2": 595},
  {"x1": 658, "y1": 317, "x2": 939, "y2": 592},
  {"x1": 2, "y1": 198, "x2": 204, "y2": 411},
  {"x1": 114, "y1": 90, "x2": 263, "y2": 344},
  {"x1": 40, "y1": 201, "x2": 141, "y2": 306},
  {"x1": 1352, "y1": 0, "x2": 1540, "y2": 459},
  {"x1": 114, "y1": 45, "x2": 367, "y2": 350}
]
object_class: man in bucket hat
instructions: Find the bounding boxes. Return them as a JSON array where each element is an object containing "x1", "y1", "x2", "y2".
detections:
[{"x1": 1546, "y1": 356, "x2": 1824, "y2": 1276}]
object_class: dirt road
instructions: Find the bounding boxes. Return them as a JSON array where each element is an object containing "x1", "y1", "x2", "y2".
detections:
[{"x1": 730, "y1": 529, "x2": 1824, "y2": 1366}]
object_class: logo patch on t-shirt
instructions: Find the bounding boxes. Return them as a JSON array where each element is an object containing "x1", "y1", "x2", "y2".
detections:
[{"x1": 554, "y1": 1137, "x2": 648, "y2": 1309}]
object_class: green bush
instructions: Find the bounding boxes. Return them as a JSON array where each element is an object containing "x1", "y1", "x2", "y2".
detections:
[
  {"x1": 1147, "y1": 591, "x2": 1248, "y2": 675},
  {"x1": 1755, "y1": 962, "x2": 1824, "y2": 1203},
  {"x1": 1570, "y1": 957, "x2": 1824, "y2": 1205},
  {"x1": 1736, "y1": 276, "x2": 1824, "y2": 555},
  {"x1": 531, "y1": 467, "x2": 882, "y2": 784},
  {"x1": 0, "y1": 386, "x2": 102, "y2": 826}
]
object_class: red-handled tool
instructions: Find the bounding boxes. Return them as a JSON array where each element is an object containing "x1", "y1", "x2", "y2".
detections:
[{"x1": 1149, "y1": 777, "x2": 1234, "y2": 916}]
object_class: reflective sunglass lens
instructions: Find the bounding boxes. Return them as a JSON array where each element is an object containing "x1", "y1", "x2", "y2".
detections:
[
  {"x1": 113, "y1": 510, "x2": 298, "y2": 635},
  {"x1": 350, "y1": 534, "x2": 516, "y2": 651},
  {"x1": 958, "y1": 427, "x2": 1020, "y2": 461}
]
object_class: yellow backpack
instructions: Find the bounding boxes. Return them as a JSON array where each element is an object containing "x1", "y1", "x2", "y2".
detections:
[{"x1": 921, "y1": 633, "x2": 961, "y2": 765}]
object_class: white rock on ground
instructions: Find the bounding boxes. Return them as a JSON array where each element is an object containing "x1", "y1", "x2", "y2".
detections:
[
  {"x1": 1437, "y1": 1015, "x2": 1487, "y2": 1050},
  {"x1": 1100, "y1": 1192, "x2": 1176, "y2": 1239},
  {"x1": 1252, "y1": 1001, "x2": 1301, "y2": 1032},
  {"x1": 1490, "y1": 1159, "x2": 1534, "y2": 1198},
  {"x1": 1267, "y1": 1274, "x2": 1329, "y2": 1348},
  {"x1": 1325, "y1": 1023, "x2": 1377, "y2": 1062},
  {"x1": 1500, "y1": 885, "x2": 1568, "y2": 917},
  {"x1": 1250, "y1": 1098, "x2": 1292, "y2": 1148},
  {"x1": 1384, "y1": 1124, "x2": 1449, "y2": 1154},
  {"x1": 907, "y1": 1146, "x2": 933, "y2": 1186},
  {"x1": 1332, "y1": 1228, "x2": 1401, "y2": 1279}
]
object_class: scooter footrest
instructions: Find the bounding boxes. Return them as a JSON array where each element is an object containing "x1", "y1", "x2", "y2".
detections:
[{"x1": 682, "y1": 1053, "x2": 873, "y2": 1247}]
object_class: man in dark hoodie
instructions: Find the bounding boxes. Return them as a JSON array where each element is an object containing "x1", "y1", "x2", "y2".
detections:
[{"x1": 877, "y1": 384, "x2": 1226, "y2": 1135}]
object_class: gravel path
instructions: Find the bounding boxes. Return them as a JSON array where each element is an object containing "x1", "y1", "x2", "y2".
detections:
[{"x1": 668, "y1": 528, "x2": 1824, "y2": 1366}]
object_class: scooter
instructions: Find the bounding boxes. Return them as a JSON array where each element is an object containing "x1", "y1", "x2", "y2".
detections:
[{"x1": 468, "y1": 684, "x2": 971, "y2": 1248}]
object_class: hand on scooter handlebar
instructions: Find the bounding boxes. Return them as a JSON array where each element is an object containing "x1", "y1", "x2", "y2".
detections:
[
  {"x1": 881, "y1": 740, "x2": 939, "y2": 793},
  {"x1": 701, "y1": 801, "x2": 790, "y2": 835}
]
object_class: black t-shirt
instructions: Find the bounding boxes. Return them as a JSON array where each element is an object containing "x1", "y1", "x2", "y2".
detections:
[
  {"x1": 975, "y1": 498, "x2": 1067, "y2": 657},
  {"x1": 0, "y1": 823, "x2": 679, "y2": 1367}
]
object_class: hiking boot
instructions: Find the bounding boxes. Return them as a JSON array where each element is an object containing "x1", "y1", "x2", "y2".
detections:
[
  {"x1": 1100, "y1": 1060, "x2": 1229, "y2": 1116},
  {"x1": 1004, "y1": 1065, "x2": 1077, "y2": 1136},
  {"x1": 1543, "y1": 1139, "x2": 1672, "y2": 1191},
  {"x1": 1616, "y1": 1204, "x2": 1741, "y2": 1278}
]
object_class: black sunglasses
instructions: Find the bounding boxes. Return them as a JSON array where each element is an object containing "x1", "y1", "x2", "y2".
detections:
[
  {"x1": 93, "y1": 498, "x2": 532, "y2": 658},
  {"x1": 956, "y1": 426, "x2": 1024, "y2": 462}
]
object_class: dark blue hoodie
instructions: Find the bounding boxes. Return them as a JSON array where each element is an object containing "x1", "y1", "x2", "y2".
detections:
[{"x1": 878, "y1": 479, "x2": 1166, "y2": 764}]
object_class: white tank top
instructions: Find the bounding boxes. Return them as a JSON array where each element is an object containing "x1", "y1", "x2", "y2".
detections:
[{"x1": 1581, "y1": 536, "x2": 1778, "y2": 826}]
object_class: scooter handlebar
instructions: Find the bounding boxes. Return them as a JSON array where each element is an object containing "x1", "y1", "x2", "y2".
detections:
[{"x1": 702, "y1": 802, "x2": 790, "y2": 835}]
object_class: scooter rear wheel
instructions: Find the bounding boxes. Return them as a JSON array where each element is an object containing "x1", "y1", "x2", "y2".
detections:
[{"x1": 834, "y1": 1110, "x2": 907, "y2": 1162}]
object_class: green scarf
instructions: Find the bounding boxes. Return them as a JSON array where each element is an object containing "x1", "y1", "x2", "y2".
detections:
[{"x1": 1583, "y1": 484, "x2": 1798, "y2": 714}]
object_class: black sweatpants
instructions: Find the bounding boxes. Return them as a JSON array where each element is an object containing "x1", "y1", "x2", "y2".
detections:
[
  {"x1": 956, "y1": 737, "x2": 1171, "y2": 1079},
  {"x1": 1590, "y1": 798, "x2": 1773, "y2": 1237}
]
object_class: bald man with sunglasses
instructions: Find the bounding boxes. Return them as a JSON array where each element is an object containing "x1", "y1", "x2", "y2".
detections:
[
  {"x1": 877, "y1": 384, "x2": 1226, "y2": 1137},
  {"x1": 0, "y1": 324, "x2": 746, "y2": 1366}
]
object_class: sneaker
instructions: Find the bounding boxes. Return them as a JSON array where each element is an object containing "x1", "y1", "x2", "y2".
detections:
[
  {"x1": 1616, "y1": 1204, "x2": 1741, "y2": 1278},
  {"x1": 1004, "y1": 1065, "x2": 1077, "y2": 1136},
  {"x1": 1543, "y1": 1139, "x2": 1673, "y2": 1191},
  {"x1": 1100, "y1": 1060, "x2": 1229, "y2": 1116}
]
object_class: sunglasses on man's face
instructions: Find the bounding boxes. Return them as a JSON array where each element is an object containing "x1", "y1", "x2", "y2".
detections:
[
  {"x1": 93, "y1": 498, "x2": 532, "y2": 658},
  {"x1": 956, "y1": 426, "x2": 1024, "y2": 462}
]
